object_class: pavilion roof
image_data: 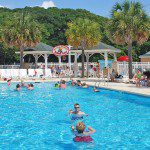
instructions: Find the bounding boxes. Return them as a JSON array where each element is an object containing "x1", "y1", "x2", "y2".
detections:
[
  {"x1": 25, "y1": 42, "x2": 53, "y2": 52},
  {"x1": 16, "y1": 42, "x2": 121, "y2": 55},
  {"x1": 139, "y1": 51, "x2": 150, "y2": 58},
  {"x1": 71, "y1": 42, "x2": 121, "y2": 53}
]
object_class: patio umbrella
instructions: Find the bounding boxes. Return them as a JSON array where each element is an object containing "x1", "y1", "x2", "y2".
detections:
[{"x1": 117, "y1": 56, "x2": 129, "y2": 62}]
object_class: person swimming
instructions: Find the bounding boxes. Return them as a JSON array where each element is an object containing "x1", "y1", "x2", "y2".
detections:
[
  {"x1": 93, "y1": 86, "x2": 100, "y2": 92},
  {"x1": 21, "y1": 79, "x2": 27, "y2": 87},
  {"x1": 77, "y1": 80, "x2": 82, "y2": 86},
  {"x1": 28, "y1": 83, "x2": 34, "y2": 90},
  {"x1": 60, "y1": 80, "x2": 66, "y2": 89},
  {"x1": 7, "y1": 78, "x2": 12, "y2": 86},
  {"x1": 69, "y1": 103, "x2": 88, "y2": 120},
  {"x1": 82, "y1": 83, "x2": 89, "y2": 88},
  {"x1": 16, "y1": 84, "x2": 21, "y2": 91},
  {"x1": 54, "y1": 82, "x2": 60, "y2": 88},
  {"x1": 71, "y1": 122, "x2": 96, "y2": 142}
]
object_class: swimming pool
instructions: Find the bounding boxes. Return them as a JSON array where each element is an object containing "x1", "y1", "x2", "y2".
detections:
[{"x1": 0, "y1": 82, "x2": 149, "y2": 149}]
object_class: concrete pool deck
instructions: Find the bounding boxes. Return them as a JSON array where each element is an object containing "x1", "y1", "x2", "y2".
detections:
[{"x1": 0, "y1": 78, "x2": 150, "y2": 97}]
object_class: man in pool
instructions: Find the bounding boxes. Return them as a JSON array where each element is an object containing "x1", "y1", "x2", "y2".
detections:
[{"x1": 69, "y1": 103, "x2": 88, "y2": 120}]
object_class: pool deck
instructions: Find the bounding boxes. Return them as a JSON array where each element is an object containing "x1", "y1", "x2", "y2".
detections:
[
  {"x1": 0, "y1": 78, "x2": 150, "y2": 97},
  {"x1": 78, "y1": 78, "x2": 150, "y2": 97}
]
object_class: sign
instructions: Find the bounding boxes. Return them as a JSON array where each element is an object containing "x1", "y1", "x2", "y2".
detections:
[{"x1": 53, "y1": 45, "x2": 70, "y2": 56}]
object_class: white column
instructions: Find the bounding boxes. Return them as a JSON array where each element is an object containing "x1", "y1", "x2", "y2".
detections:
[
  {"x1": 86, "y1": 53, "x2": 89, "y2": 77},
  {"x1": 34, "y1": 54, "x2": 38, "y2": 69},
  {"x1": 44, "y1": 54, "x2": 48, "y2": 69},
  {"x1": 104, "y1": 52, "x2": 108, "y2": 67},
  {"x1": 74, "y1": 53, "x2": 78, "y2": 77},
  {"x1": 68, "y1": 51, "x2": 71, "y2": 70},
  {"x1": 58, "y1": 56, "x2": 61, "y2": 66},
  {"x1": 114, "y1": 53, "x2": 117, "y2": 61}
]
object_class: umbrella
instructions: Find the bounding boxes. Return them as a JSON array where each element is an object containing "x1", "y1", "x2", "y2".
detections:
[{"x1": 117, "y1": 56, "x2": 129, "y2": 62}]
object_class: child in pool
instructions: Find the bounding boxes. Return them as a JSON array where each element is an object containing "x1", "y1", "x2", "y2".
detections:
[
  {"x1": 69, "y1": 103, "x2": 88, "y2": 120},
  {"x1": 16, "y1": 84, "x2": 21, "y2": 91},
  {"x1": 71, "y1": 122, "x2": 96, "y2": 142}
]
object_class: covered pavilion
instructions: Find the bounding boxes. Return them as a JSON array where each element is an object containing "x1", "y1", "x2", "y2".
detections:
[{"x1": 16, "y1": 42, "x2": 121, "y2": 75}]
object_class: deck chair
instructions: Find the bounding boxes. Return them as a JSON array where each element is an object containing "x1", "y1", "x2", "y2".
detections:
[
  {"x1": 45, "y1": 69, "x2": 52, "y2": 78},
  {"x1": 10, "y1": 69, "x2": 19, "y2": 79},
  {"x1": 1, "y1": 69, "x2": 11, "y2": 78},
  {"x1": 19, "y1": 69, "x2": 28, "y2": 78}
]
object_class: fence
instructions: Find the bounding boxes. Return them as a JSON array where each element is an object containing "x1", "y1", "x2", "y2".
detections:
[
  {"x1": 117, "y1": 62, "x2": 150, "y2": 76},
  {"x1": 0, "y1": 62, "x2": 150, "y2": 76}
]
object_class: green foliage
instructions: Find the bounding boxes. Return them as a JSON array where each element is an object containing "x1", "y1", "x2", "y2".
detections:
[
  {"x1": 66, "y1": 18, "x2": 102, "y2": 49},
  {"x1": 0, "y1": 6, "x2": 149, "y2": 65}
]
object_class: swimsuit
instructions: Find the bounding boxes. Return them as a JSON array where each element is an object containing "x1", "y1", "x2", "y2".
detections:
[
  {"x1": 71, "y1": 114, "x2": 84, "y2": 120},
  {"x1": 74, "y1": 136, "x2": 93, "y2": 142}
]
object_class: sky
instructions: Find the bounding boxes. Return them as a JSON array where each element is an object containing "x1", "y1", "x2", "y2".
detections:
[{"x1": 0, "y1": 0, "x2": 149, "y2": 17}]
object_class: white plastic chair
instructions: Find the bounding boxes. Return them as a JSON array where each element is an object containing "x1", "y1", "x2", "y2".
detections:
[
  {"x1": 28, "y1": 69, "x2": 35, "y2": 77},
  {"x1": 10, "y1": 69, "x2": 19, "y2": 78},
  {"x1": 1, "y1": 69, "x2": 11, "y2": 78},
  {"x1": 45, "y1": 69, "x2": 52, "y2": 78},
  {"x1": 19, "y1": 69, "x2": 28, "y2": 78},
  {"x1": 36, "y1": 69, "x2": 43, "y2": 78}
]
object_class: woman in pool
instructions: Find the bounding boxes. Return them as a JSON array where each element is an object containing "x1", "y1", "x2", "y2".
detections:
[
  {"x1": 60, "y1": 80, "x2": 66, "y2": 89},
  {"x1": 28, "y1": 83, "x2": 34, "y2": 90},
  {"x1": 69, "y1": 103, "x2": 88, "y2": 120},
  {"x1": 71, "y1": 122, "x2": 96, "y2": 142},
  {"x1": 16, "y1": 84, "x2": 21, "y2": 91},
  {"x1": 93, "y1": 86, "x2": 100, "y2": 92}
]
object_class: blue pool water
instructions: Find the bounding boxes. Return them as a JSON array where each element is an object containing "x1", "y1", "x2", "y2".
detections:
[{"x1": 0, "y1": 82, "x2": 149, "y2": 149}]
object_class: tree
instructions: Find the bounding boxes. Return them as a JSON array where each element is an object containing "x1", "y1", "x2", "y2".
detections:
[
  {"x1": 66, "y1": 18, "x2": 102, "y2": 77},
  {"x1": 0, "y1": 11, "x2": 42, "y2": 68},
  {"x1": 107, "y1": 1, "x2": 150, "y2": 79}
]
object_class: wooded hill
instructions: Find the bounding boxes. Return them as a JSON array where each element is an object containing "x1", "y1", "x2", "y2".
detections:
[{"x1": 0, "y1": 7, "x2": 149, "y2": 64}]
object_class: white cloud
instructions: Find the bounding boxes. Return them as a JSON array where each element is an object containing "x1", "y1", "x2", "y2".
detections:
[
  {"x1": 0, "y1": 5, "x2": 4, "y2": 8},
  {"x1": 41, "y1": 1, "x2": 55, "y2": 9}
]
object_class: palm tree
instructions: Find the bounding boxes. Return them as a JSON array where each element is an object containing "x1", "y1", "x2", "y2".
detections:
[
  {"x1": 0, "y1": 12, "x2": 42, "y2": 68},
  {"x1": 66, "y1": 18, "x2": 101, "y2": 77},
  {"x1": 107, "y1": 1, "x2": 149, "y2": 79}
]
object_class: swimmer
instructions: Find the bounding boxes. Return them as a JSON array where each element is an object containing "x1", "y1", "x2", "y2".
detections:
[
  {"x1": 77, "y1": 80, "x2": 82, "y2": 86},
  {"x1": 60, "y1": 80, "x2": 66, "y2": 89},
  {"x1": 28, "y1": 83, "x2": 34, "y2": 90},
  {"x1": 16, "y1": 84, "x2": 21, "y2": 91},
  {"x1": 71, "y1": 122, "x2": 96, "y2": 142},
  {"x1": 54, "y1": 82, "x2": 60, "y2": 88},
  {"x1": 71, "y1": 79, "x2": 76, "y2": 86},
  {"x1": 7, "y1": 78, "x2": 12, "y2": 86},
  {"x1": 93, "y1": 86, "x2": 100, "y2": 92},
  {"x1": 69, "y1": 103, "x2": 88, "y2": 120},
  {"x1": 21, "y1": 79, "x2": 27, "y2": 87},
  {"x1": 82, "y1": 83, "x2": 89, "y2": 88}
]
